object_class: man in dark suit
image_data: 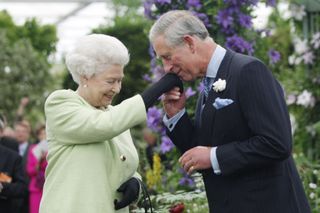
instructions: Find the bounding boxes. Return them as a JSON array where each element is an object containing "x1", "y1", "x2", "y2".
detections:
[
  {"x1": 149, "y1": 10, "x2": 311, "y2": 213},
  {"x1": 0, "y1": 144, "x2": 28, "y2": 213}
]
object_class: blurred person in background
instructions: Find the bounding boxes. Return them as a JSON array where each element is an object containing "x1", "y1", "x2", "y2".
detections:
[
  {"x1": 26, "y1": 124, "x2": 48, "y2": 213},
  {"x1": 0, "y1": 114, "x2": 19, "y2": 152},
  {"x1": 14, "y1": 120, "x2": 32, "y2": 213},
  {"x1": 0, "y1": 116, "x2": 28, "y2": 213},
  {"x1": 16, "y1": 97, "x2": 30, "y2": 122},
  {"x1": 39, "y1": 34, "x2": 182, "y2": 213}
]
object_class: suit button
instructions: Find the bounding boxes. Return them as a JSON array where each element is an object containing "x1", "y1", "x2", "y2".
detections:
[{"x1": 120, "y1": 155, "x2": 126, "y2": 161}]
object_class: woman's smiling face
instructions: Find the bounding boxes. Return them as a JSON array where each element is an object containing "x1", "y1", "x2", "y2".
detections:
[{"x1": 85, "y1": 64, "x2": 124, "y2": 108}]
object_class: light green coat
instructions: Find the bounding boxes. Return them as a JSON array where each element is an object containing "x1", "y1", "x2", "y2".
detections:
[{"x1": 39, "y1": 90, "x2": 146, "y2": 213}]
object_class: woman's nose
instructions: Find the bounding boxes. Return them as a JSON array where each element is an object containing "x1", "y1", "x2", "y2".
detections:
[{"x1": 112, "y1": 82, "x2": 121, "y2": 93}]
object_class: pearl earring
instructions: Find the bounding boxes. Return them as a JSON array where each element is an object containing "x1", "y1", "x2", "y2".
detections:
[{"x1": 83, "y1": 84, "x2": 88, "y2": 88}]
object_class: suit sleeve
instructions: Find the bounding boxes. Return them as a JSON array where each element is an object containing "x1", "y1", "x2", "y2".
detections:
[
  {"x1": 166, "y1": 113, "x2": 198, "y2": 153},
  {"x1": 217, "y1": 60, "x2": 292, "y2": 175},
  {"x1": 45, "y1": 91, "x2": 147, "y2": 145},
  {"x1": 1, "y1": 155, "x2": 28, "y2": 198}
]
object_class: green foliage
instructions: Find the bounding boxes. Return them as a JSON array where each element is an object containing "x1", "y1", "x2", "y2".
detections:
[
  {"x1": 17, "y1": 18, "x2": 57, "y2": 56},
  {"x1": 294, "y1": 153, "x2": 320, "y2": 213},
  {"x1": 0, "y1": 11, "x2": 57, "y2": 125}
]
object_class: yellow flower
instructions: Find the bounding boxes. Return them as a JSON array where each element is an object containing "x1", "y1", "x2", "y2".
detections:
[{"x1": 146, "y1": 153, "x2": 163, "y2": 189}]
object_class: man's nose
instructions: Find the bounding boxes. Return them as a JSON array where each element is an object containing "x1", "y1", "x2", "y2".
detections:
[{"x1": 163, "y1": 61, "x2": 173, "y2": 73}]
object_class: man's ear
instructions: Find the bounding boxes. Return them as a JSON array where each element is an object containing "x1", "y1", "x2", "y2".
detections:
[{"x1": 183, "y1": 35, "x2": 195, "y2": 53}]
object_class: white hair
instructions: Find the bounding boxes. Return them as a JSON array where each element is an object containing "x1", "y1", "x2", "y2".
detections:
[
  {"x1": 149, "y1": 10, "x2": 209, "y2": 47},
  {"x1": 66, "y1": 34, "x2": 129, "y2": 84}
]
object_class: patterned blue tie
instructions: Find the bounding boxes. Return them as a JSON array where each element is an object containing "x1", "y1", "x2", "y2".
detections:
[{"x1": 203, "y1": 77, "x2": 212, "y2": 98}]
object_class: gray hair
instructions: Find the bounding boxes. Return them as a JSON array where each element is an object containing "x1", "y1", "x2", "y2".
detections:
[
  {"x1": 149, "y1": 10, "x2": 209, "y2": 47},
  {"x1": 66, "y1": 34, "x2": 129, "y2": 84}
]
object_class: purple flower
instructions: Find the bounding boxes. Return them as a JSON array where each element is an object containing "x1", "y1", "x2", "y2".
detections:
[
  {"x1": 197, "y1": 81, "x2": 205, "y2": 93},
  {"x1": 238, "y1": 13, "x2": 252, "y2": 29},
  {"x1": 216, "y1": 9, "x2": 233, "y2": 29},
  {"x1": 226, "y1": 35, "x2": 254, "y2": 55},
  {"x1": 148, "y1": 44, "x2": 156, "y2": 58},
  {"x1": 185, "y1": 87, "x2": 196, "y2": 99},
  {"x1": 160, "y1": 136, "x2": 174, "y2": 153},
  {"x1": 179, "y1": 177, "x2": 195, "y2": 187},
  {"x1": 266, "y1": 0, "x2": 276, "y2": 7},
  {"x1": 147, "y1": 106, "x2": 164, "y2": 132},
  {"x1": 268, "y1": 49, "x2": 281, "y2": 64},
  {"x1": 248, "y1": 0, "x2": 259, "y2": 5},
  {"x1": 187, "y1": 0, "x2": 202, "y2": 9},
  {"x1": 150, "y1": 65, "x2": 165, "y2": 82},
  {"x1": 144, "y1": 0, "x2": 155, "y2": 19},
  {"x1": 143, "y1": 74, "x2": 152, "y2": 82},
  {"x1": 224, "y1": 0, "x2": 239, "y2": 6},
  {"x1": 193, "y1": 12, "x2": 212, "y2": 28},
  {"x1": 155, "y1": 0, "x2": 171, "y2": 5}
]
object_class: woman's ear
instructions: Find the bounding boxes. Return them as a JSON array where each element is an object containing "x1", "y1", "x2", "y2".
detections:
[
  {"x1": 79, "y1": 75, "x2": 89, "y2": 87},
  {"x1": 183, "y1": 35, "x2": 195, "y2": 53}
]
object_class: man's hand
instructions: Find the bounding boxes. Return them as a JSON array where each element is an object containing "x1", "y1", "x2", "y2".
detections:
[
  {"x1": 20, "y1": 97, "x2": 29, "y2": 107},
  {"x1": 162, "y1": 87, "x2": 186, "y2": 118},
  {"x1": 179, "y1": 146, "x2": 212, "y2": 175},
  {"x1": 114, "y1": 177, "x2": 140, "y2": 210}
]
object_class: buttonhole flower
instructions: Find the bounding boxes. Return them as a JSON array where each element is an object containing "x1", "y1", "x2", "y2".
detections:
[{"x1": 212, "y1": 78, "x2": 226, "y2": 92}]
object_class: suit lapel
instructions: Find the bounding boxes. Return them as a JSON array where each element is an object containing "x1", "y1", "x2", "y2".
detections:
[{"x1": 200, "y1": 49, "x2": 235, "y2": 144}]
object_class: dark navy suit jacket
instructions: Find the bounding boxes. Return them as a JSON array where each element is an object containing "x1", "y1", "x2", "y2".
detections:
[
  {"x1": 0, "y1": 145, "x2": 28, "y2": 213},
  {"x1": 167, "y1": 49, "x2": 311, "y2": 213}
]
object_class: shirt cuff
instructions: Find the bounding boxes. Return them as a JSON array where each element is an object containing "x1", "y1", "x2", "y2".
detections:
[
  {"x1": 162, "y1": 108, "x2": 186, "y2": 132},
  {"x1": 210, "y1": 146, "x2": 221, "y2": 175}
]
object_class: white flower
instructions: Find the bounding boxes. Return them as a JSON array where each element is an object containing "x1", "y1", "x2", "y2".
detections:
[
  {"x1": 212, "y1": 78, "x2": 226, "y2": 92},
  {"x1": 296, "y1": 90, "x2": 315, "y2": 108},
  {"x1": 4, "y1": 66, "x2": 11, "y2": 74},
  {"x1": 290, "y1": 114, "x2": 297, "y2": 135},
  {"x1": 302, "y1": 51, "x2": 314, "y2": 65},
  {"x1": 290, "y1": 4, "x2": 306, "y2": 21},
  {"x1": 311, "y1": 32, "x2": 320, "y2": 49},
  {"x1": 286, "y1": 94, "x2": 296, "y2": 105},
  {"x1": 293, "y1": 37, "x2": 309, "y2": 55},
  {"x1": 309, "y1": 183, "x2": 317, "y2": 189},
  {"x1": 288, "y1": 55, "x2": 296, "y2": 65},
  {"x1": 309, "y1": 192, "x2": 315, "y2": 199}
]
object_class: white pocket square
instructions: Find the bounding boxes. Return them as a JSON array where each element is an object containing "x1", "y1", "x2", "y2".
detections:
[{"x1": 213, "y1": 97, "x2": 234, "y2": 109}]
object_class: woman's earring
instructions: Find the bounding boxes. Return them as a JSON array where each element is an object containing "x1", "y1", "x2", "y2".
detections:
[{"x1": 83, "y1": 84, "x2": 88, "y2": 88}]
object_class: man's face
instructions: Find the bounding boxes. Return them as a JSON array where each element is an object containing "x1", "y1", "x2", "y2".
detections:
[
  {"x1": 153, "y1": 35, "x2": 198, "y2": 81},
  {"x1": 14, "y1": 124, "x2": 30, "y2": 144}
]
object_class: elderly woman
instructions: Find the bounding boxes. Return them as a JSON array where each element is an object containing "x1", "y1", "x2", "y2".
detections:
[{"x1": 39, "y1": 34, "x2": 182, "y2": 213}]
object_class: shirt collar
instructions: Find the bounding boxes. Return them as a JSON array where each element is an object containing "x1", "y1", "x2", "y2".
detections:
[
  {"x1": 19, "y1": 142, "x2": 28, "y2": 156},
  {"x1": 206, "y1": 45, "x2": 226, "y2": 79}
]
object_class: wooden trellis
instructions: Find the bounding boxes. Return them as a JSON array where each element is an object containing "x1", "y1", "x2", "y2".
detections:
[{"x1": 296, "y1": 0, "x2": 320, "y2": 38}]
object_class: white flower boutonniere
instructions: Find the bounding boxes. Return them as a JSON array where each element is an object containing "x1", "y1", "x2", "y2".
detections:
[{"x1": 212, "y1": 78, "x2": 226, "y2": 92}]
